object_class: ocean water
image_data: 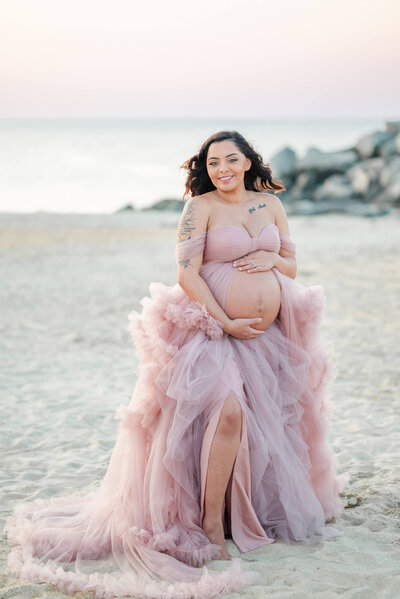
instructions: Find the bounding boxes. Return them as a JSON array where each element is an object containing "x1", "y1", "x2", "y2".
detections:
[{"x1": 0, "y1": 117, "x2": 384, "y2": 214}]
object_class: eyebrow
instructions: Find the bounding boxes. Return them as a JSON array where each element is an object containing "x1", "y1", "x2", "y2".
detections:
[{"x1": 207, "y1": 153, "x2": 239, "y2": 161}]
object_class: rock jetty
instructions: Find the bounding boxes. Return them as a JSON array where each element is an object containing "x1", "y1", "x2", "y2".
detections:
[
  {"x1": 270, "y1": 120, "x2": 400, "y2": 216},
  {"x1": 117, "y1": 121, "x2": 400, "y2": 217}
]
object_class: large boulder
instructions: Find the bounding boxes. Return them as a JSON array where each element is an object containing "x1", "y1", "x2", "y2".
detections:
[
  {"x1": 379, "y1": 156, "x2": 400, "y2": 187},
  {"x1": 294, "y1": 171, "x2": 318, "y2": 192},
  {"x1": 313, "y1": 174, "x2": 360, "y2": 202},
  {"x1": 377, "y1": 157, "x2": 400, "y2": 203},
  {"x1": 269, "y1": 146, "x2": 297, "y2": 179},
  {"x1": 379, "y1": 136, "x2": 399, "y2": 159},
  {"x1": 346, "y1": 166, "x2": 369, "y2": 195},
  {"x1": 143, "y1": 198, "x2": 184, "y2": 211},
  {"x1": 385, "y1": 121, "x2": 400, "y2": 135},
  {"x1": 347, "y1": 157, "x2": 385, "y2": 199},
  {"x1": 296, "y1": 147, "x2": 359, "y2": 175},
  {"x1": 115, "y1": 203, "x2": 136, "y2": 212},
  {"x1": 355, "y1": 131, "x2": 394, "y2": 159}
]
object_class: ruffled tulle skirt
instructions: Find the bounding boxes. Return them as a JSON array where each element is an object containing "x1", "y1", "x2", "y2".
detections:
[{"x1": 4, "y1": 270, "x2": 348, "y2": 599}]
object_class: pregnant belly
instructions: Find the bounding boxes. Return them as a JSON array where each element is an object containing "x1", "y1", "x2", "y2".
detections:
[{"x1": 225, "y1": 264, "x2": 281, "y2": 330}]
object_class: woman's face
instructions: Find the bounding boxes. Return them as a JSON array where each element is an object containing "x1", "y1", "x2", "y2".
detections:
[{"x1": 206, "y1": 140, "x2": 251, "y2": 192}]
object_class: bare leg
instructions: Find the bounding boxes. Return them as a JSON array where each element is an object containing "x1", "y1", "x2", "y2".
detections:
[{"x1": 202, "y1": 393, "x2": 242, "y2": 560}]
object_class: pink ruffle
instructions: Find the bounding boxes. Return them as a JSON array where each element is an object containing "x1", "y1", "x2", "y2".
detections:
[
  {"x1": 127, "y1": 282, "x2": 224, "y2": 364},
  {"x1": 164, "y1": 300, "x2": 224, "y2": 340}
]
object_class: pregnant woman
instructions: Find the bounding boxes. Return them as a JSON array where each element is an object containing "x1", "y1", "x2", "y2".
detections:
[{"x1": 4, "y1": 130, "x2": 348, "y2": 599}]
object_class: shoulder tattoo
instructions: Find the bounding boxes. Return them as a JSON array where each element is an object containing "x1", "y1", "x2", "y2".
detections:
[{"x1": 177, "y1": 198, "x2": 199, "y2": 242}]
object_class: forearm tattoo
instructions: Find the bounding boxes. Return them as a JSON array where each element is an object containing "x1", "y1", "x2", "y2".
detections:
[
  {"x1": 178, "y1": 258, "x2": 191, "y2": 269},
  {"x1": 177, "y1": 198, "x2": 198, "y2": 242}
]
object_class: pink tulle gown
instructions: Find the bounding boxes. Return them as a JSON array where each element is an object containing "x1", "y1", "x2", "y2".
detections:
[{"x1": 4, "y1": 223, "x2": 348, "y2": 599}]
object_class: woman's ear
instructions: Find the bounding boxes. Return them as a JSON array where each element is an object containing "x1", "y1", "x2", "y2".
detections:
[{"x1": 245, "y1": 157, "x2": 252, "y2": 171}]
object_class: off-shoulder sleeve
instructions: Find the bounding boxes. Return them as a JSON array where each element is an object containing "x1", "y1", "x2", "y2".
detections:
[
  {"x1": 175, "y1": 231, "x2": 207, "y2": 263},
  {"x1": 279, "y1": 231, "x2": 296, "y2": 255}
]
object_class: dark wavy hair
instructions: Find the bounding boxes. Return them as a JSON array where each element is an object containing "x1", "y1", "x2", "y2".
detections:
[{"x1": 180, "y1": 130, "x2": 286, "y2": 201}]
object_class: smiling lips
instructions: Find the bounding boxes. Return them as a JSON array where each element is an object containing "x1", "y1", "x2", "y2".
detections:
[{"x1": 219, "y1": 176, "x2": 233, "y2": 182}]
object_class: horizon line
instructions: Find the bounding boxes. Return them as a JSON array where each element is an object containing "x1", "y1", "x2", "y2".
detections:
[{"x1": 0, "y1": 115, "x2": 395, "y2": 122}]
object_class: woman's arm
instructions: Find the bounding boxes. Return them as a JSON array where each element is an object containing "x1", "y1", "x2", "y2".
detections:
[
  {"x1": 273, "y1": 197, "x2": 297, "y2": 279},
  {"x1": 176, "y1": 197, "x2": 234, "y2": 331},
  {"x1": 177, "y1": 198, "x2": 263, "y2": 338}
]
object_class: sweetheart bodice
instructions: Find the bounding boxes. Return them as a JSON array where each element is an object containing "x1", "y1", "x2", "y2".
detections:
[
  {"x1": 204, "y1": 224, "x2": 280, "y2": 263},
  {"x1": 175, "y1": 223, "x2": 296, "y2": 264}
]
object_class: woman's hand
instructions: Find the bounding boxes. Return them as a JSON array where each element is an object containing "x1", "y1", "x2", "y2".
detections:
[
  {"x1": 224, "y1": 317, "x2": 265, "y2": 339},
  {"x1": 233, "y1": 250, "x2": 279, "y2": 273}
]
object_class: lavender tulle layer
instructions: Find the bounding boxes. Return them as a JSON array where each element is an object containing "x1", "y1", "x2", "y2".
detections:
[{"x1": 4, "y1": 268, "x2": 348, "y2": 599}]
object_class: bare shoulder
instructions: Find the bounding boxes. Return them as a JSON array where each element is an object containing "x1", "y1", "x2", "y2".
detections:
[
  {"x1": 257, "y1": 191, "x2": 281, "y2": 207},
  {"x1": 177, "y1": 194, "x2": 211, "y2": 242},
  {"x1": 260, "y1": 193, "x2": 290, "y2": 235},
  {"x1": 258, "y1": 192, "x2": 284, "y2": 215}
]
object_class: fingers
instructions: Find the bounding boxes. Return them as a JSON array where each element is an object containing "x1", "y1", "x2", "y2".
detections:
[
  {"x1": 249, "y1": 318, "x2": 264, "y2": 336},
  {"x1": 243, "y1": 330, "x2": 264, "y2": 339},
  {"x1": 237, "y1": 262, "x2": 264, "y2": 273},
  {"x1": 233, "y1": 258, "x2": 254, "y2": 269},
  {"x1": 237, "y1": 261, "x2": 255, "y2": 271},
  {"x1": 250, "y1": 318, "x2": 264, "y2": 336},
  {"x1": 250, "y1": 327, "x2": 264, "y2": 334}
]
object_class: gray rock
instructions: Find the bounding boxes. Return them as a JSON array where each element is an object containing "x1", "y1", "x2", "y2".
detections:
[
  {"x1": 115, "y1": 203, "x2": 135, "y2": 212},
  {"x1": 385, "y1": 120, "x2": 400, "y2": 135},
  {"x1": 289, "y1": 199, "x2": 316, "y2": 215},
  {"x1": 379, "y1": 156, "x2": 400, "y2": 187},
  {"x1": 294, "y1": 171, "x2": 318, "y2": 192},
  {"x1": 374, "y1": 188, "x2": 400, "y2": 206},
  {"x1": 269, "y1": 146, "x2": 297, "y2": 179},
  {"x1": 276, "y1": 188, "x2": 294, "y2": 203},
  {"x1": 297, "y1": 147, "x2": 359, "y2": 175},
  {"x1": 346, "y1": 166, "x2": 370, "y2": 195},
  {"x1": 365, "y1": 180, "x2": 383, "y2": 203},
  {"x1": 378, "y1": 136, "x2": 399, "y2": 159},
  {"x1": 379, "y1": 160, "x2": 400, "y2": 203},
  {"x1": 313, "y1": 174, "x2": 360, "y2": 202},
  {"x1": 143, "y1": 198, "x2": 184, "y2": 211},
  {"x1": 352, "y1": 157, "x2": 385, "y2": 184},
  {"x1": 346, "y1": 204, "x2": 392, "y2": 217},
  {"x1": 386, "y1": 179, "x2": 400, "y2": 203},
  {"x1": 290, "y1": 199, "x2": 366, "y2": 215},
  {"x1": 347, "y1": 158, "x2": 385, "y2": 199},
  {"x1": 359, "y1": 157, "x2": 385, "y2": 180},
  {"x1": 355, "y1": 131, "x2": 394, "y2": 159}
]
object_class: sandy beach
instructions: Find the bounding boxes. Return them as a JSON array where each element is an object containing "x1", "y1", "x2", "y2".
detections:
[{"x1": 1, "y1": 210, "x2": 399, "y2": 599}]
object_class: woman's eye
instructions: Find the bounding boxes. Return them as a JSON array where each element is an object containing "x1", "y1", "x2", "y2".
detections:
[{"x1": 209, "y1": 159, "x2": 237, "y2": 166}]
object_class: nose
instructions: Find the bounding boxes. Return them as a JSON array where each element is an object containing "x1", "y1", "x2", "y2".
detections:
[{"x1": 218, "y1": 162, "x2": 230, "y2": 174}]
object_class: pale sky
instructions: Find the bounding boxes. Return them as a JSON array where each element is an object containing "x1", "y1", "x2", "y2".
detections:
[{"x1": 0, "y1": 0, "x2": 399, "y2": 118}]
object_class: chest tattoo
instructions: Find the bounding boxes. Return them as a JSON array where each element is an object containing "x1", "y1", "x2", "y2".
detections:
[{"x1": 248, "y1": 202, "x2": 267, "y2": 214}]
